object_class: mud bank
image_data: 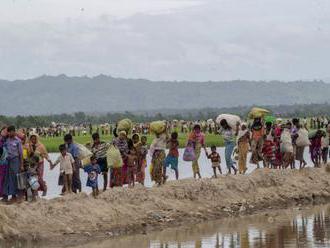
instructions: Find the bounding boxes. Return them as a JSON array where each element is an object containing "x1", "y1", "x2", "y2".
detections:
[{"x1": 1, "y1": 168, "x2": 330, "y2": 247}]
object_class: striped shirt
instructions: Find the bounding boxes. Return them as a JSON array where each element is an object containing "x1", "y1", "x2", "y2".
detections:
[{"x1": 91, "y1": 142, "x2": 110, "y2": 159}]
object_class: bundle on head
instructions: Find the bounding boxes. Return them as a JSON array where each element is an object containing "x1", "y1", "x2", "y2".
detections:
[
  {"x1": 150, "y1": 121, "x2": 166, "y2": 135},
  {"x1": 117, "y1": 119, "x2": 133, "y2": 135}
]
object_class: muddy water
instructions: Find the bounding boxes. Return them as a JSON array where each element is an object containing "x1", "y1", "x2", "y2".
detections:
[{"x1": 74, "y1": 204, "x2": 330, "y2": 248}]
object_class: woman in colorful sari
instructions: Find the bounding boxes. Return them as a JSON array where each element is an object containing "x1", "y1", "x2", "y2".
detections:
[
  {"x1": 250, "y1": 118, "x2": 265, "y2": 168},
  {"x1": 3, "y1": 126, "x2": 23, "y2": 203},
  {"x1": 188, "y1": 124, "x2": 206, "y2": 179},
  {"x1": 150, "y1": 132, "x2": 167, "y2": 185},
  {"x1": 219, "y1": 120, "x2": 238, "y2": 175},
  {"x1": 237, "y1": 123, "x2": 250, "y2": 174},
  {"x1": 262, "y1": 122, "x2": 275, "y2": 168},
  {"x1": 112, "y1": 130, "x2": 129, "y2": 186},
  {"x1": 132, "y1": 133, "x2": 146, "y2": 185},
  {"x1": 28, "y1": 133, "x2": 51, "y2": 196}
]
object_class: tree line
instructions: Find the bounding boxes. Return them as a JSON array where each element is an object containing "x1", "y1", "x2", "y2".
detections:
[{"x1": 1, "y1": 103, "x2": 330, "y2": 128}]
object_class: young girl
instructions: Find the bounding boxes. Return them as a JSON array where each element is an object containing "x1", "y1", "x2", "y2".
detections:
[
  {"x1": 51, "y1": 144, "x2": 75, "y2": 194},
  {"x1": 127, "y1": 140, "x2": 138, "y2": 187},
  {"x1": 250, "y1": 118, "x2": 265, "y2": 168},
  {"x1": 310, "y1": 130, "x2": 323, "y2": 167},
  {"x1": 84, "y1": 156, "x2": 101, "y2": 198},
  {"x1": 164, "y1": 132, "x2": 179, "y2": 181},
  {"x1": 206, "y1": 145, "x2": 222, "y2": 178},
  {"x1": 136, "y1": 136, "x2": 148, "y2": 185},
  {"x1": 26, "y1": 155, "x2": 40, "y2": 201},
  {"x1": 237, "y1": 123, "x2": 250, "y2": 174}
]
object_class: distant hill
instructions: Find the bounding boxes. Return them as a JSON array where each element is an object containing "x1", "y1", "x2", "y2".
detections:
[{"x1": 0, "y1": 75, "x2": 329, "y2": 115}]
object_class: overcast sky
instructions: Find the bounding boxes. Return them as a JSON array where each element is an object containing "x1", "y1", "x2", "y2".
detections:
[{"x1": 1, "y1": 0, "x2": 329, "y2": 81}]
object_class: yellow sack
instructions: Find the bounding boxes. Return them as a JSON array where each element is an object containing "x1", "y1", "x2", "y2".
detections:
[
  {"x1": 248, "y1": 107, "x2": 270, "y2": 119},
  {"x1": 117, "y1": 119, "x2": 133, "y2": 134},
  {"x1": 150, "y1": 121, "x2": 166, "y2": 135},
  {"x1": 106, "y1": 145, "x2": 123, "y2": 169},
  {"x1": 149, "y1": 163, "x2": 153, "y2": 175}
]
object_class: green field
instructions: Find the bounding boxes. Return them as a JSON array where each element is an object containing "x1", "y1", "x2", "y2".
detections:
[{"x1": 40, "y1": 133, "x2": 224, "y2": 153}]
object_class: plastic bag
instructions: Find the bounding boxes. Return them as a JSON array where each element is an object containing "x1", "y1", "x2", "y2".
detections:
[
  {"x1": 183, "y1": 143, "x2": 196, "y2": 162},
  {"x1": 28, "y1": 176, "x2": 40, "y2": 191},
  {"x1": 150, "y1": 121, "x2": 166, "y2": 135},
  {"x1": 264, "y1": 115, "x2": 275, "y2": 124},
  {"x1": 296, "y1": 129, "x2": 311, "y2": 147},
  {"x1": 106, "y1": 145, "x2": 123, "y2": 168},
  {"x1": 76, "y1": 143, "x2": 93, "y2": 160},
  {"x1": 248, "y1": 107, "x2": 270, "y2": 119},
  {"x1": 280, "y1": 130, "x2": 293, "y2": 153},
  {"x1": 216, "y1": 114, "x2": 241, "y2": 130},
  {"x1": 16, "y1": 172, "x2": 27, "y2": 190}
]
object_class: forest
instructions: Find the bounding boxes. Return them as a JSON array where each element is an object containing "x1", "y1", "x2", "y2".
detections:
[{"x1": 1, "y1": 103, "x2": 329, "y2": 128}]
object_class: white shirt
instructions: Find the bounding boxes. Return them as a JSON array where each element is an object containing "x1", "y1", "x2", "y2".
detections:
[{"x1": 54, "y1": 153, "x2": 74, "y2": 174}]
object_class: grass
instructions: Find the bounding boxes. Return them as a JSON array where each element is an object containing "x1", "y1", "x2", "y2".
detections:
[{"x1": 40, "y1": 133, "x2": 224, "y2": 153}]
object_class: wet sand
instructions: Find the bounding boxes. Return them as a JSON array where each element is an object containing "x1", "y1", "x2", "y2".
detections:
[{"x1": 0, "y1": 167, "x2": 330, "y2": 247}]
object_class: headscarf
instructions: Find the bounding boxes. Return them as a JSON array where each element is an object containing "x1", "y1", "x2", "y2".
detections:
[
  {"x1": 28, "y1": 133, "x2": 49, "y2": 160},
  {"x1": 149, "y1": 133, "x2": 167, "y2": 156},
  {"x1": 237, "y1": 123, "x2": 248, "y2": 143}
]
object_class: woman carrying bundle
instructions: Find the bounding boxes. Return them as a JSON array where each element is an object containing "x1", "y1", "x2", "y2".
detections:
[
  {"x1": 112, "y1": 130, "x2": 129, "y2": 185},
  {"x1": 150, "y1": 132, "x2": 167, "y2": 185},
  {"x1": 219, "y1": 120, "x2": 238, "y2": 175},
  {"x1": 27, "y1": 133, "x2": 51, "y2": 196},
  {"x1": 237, "y1": 123, "x2": 250, "y2": 174},
  {"x1": 250, "y1": 118, "x2": 265, "y2": 168}
]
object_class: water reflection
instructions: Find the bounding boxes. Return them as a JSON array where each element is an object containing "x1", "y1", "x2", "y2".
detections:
[
  {"x1": 80, "y1": 205, "x2": 330, "y2": 248},
  {"x1": 1, "y1": 206, "x2": 330, "y2": 248}
]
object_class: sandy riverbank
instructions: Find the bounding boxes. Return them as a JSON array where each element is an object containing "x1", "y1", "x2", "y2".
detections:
[{"x1": 1, "y1": 167, "x2": 330, "y2": 247}]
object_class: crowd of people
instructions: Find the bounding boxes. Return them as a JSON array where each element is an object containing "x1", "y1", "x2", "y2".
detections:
[
  {"x1": 0, "y1": 115, "x2": 329, "y2": 203},
  {"x1": 27, "y1": 120, "x2": 218, "y2": 138}
]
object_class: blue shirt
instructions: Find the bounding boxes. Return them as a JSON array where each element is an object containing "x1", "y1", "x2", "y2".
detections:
[
  {"x1": 5, "y1": 137, "x2": 22, "y2": 160},
  {"x1": 84, "y1": 164, "x2": 101, "y2": 188},
  {"x1": 66, "y1": 143, "x2": 79, "y2": 159}
]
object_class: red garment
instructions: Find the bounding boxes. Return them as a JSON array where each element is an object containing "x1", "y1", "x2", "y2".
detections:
[
  {"x1": 168, "y1": 139, "x2": 179, "y2": 158},
  {"x1": 262, "y1": 140, "x2": 275, "y2": 160}
]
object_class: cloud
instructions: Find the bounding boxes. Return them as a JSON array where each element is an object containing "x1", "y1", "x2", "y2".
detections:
[{"x1": 0, "y1": 0, "x2": 329, "y2": 80}]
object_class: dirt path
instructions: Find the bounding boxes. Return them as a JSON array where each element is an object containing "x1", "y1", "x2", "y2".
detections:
[{"x1": 1, "y1": 168, "x2": 330, "y2": 247}]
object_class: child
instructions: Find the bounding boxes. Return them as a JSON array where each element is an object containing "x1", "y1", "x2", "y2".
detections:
[
  {"x1": 84, "y1": 156, "x2": 101, "y2": 198},
  {"x1": 206, "y1": 145, "x2": 222, "y2": 178},
  {"x1": 164, "y1": 132, "x2": 179, "y2": 181},
  {"x1": 26, "y1": 155, "x2": 40, "y2": 201},
  {"x1": 51, "y1": 144, "x2": 75, "y2": 194},
  {"x1": 127, "y1": 140, "x2": 138, "y2": 187},
  {"x1": 138, "y1": 136, "x2": 148, "y2": 185}
]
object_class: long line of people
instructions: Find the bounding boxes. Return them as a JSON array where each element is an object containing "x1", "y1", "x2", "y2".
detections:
[{"x1": 0, "y1": 115, "x2": 329, "y2": 203}]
